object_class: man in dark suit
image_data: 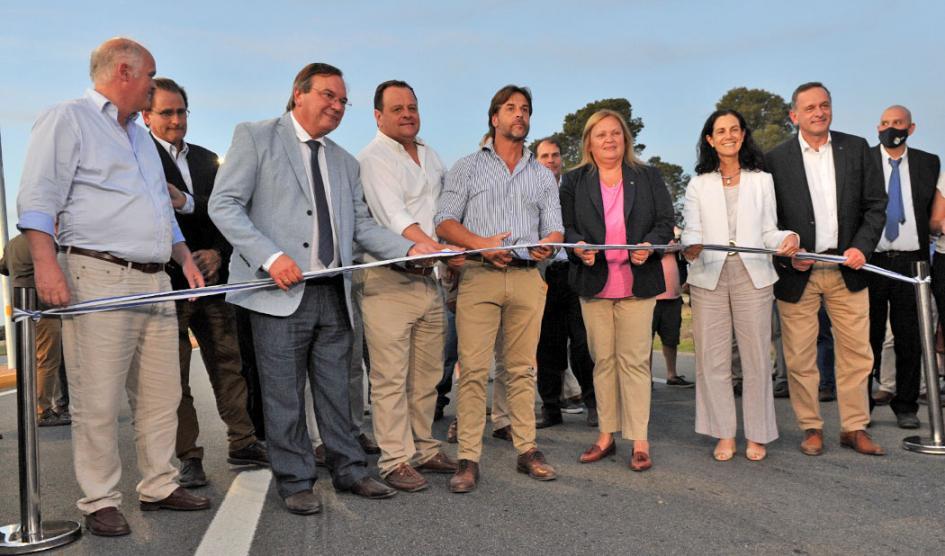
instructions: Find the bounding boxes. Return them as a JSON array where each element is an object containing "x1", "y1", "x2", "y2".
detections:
[
  {"x1": 766, "y1": 82, "x2": 887, "y2": 457},
  {"x1": 210, "y1": 63, "x2": 442, "y2": 514},
  {"x1": 866, "y1": 105, "x2": 940, "y2": 429},
  {"x1": 143, "y1": 78, "x2": 267, "y2": 489}
]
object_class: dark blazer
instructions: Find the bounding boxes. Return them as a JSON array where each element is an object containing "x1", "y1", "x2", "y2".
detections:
[
  {"x1": 153, "y1": 137, "x2": 231, "y2": 290},
  {"x1": 766, "y1": 131, "x2": 887, "y2": 302},
  {"x1": 870, "y1": 144, "x2": 940, "y2": 257},
  {"x1": 559, "y1": 162, "x2": 675, "y2": 298}
]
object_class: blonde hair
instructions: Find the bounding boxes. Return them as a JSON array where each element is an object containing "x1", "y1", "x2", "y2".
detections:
[{"x1": 577, "y1": 109, "x2": 642, "y2": 169}]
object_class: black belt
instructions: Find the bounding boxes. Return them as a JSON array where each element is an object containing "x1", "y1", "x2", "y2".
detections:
[
  {"x1": 873, "y1": 250, "x2": 924, "y2": 260},
  {"x1": 60, "y1": 246, "x2": 166, "y2": 274},
  {"x1": 467, "y1": 254, "x2": 537, "y2": 268},
  {"x1": 390, "y1": 264, "x2": 435, "y2": 277}
]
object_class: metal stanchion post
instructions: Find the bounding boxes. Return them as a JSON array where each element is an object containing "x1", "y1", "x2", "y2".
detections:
[
  {"x1": 0, "y1": 288, "x2": 81, "y2": 553},
  {"x1": 902, "y1": 261, "x2": 945, "y2": 454}
]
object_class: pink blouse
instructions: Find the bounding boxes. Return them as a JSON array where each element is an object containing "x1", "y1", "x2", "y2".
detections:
[{"x1": 597, "y1": 179, "x2": 633, "y2": 299}]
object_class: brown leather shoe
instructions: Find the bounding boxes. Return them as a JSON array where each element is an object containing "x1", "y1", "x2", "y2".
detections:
[
  {"x1": 314, "y1": 444, "x2": 327, "y2": 467},
  {"x1": 872, "y1": 390, "x2": 894, "y2": 406},
  {"x1": 579, "y1": 441, "x2": 616, "y2": 463},
  {"x1": 140, "y1": 486, "x2": 211, "y2": 511},
  {"x1": 449, "y1": 459, "x2": 479, "y2": 493},
  {"x1": 283, "y1": 489, "x2": 322, "y2": 515},
  {"x1": 447, "y1": 419, "x2": 458, "y2": 443},
  {"x1": 384, "y1": 463, "x2": 429, "y2": 492},
  {"x1": 348, "y1": 476, "x2": 398, "y2": 499},
  {"x1": 358, "y1": 433, "x2": 381, "y2": 455},
  {"x1": 492, "y1": 425, "x2": 512, "y2": 441},
  {"x1": 629, "y1": 449, "x2": 652, "y2": 472},
  {"x1": 799, "y1": 429, "x2": 824, "y2": 456},
  {"x1": 839, "y1": 430, "x2": 885, "y2": 456},
  {"x1": 415, "y1": 452, "x2": 459, "y2": 474},
  {"x1": 516, "y1": 448, "x2": 557, "y2": 481},
  {"x1": 85, "y1": 506, "x2": 130, "y2": 537}
]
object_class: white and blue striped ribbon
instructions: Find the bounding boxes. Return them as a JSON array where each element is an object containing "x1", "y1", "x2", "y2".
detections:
[{"x1": 12, "y1": 243, "x2": 927, "y2": 321}]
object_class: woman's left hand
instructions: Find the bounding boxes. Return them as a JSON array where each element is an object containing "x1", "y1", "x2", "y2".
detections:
[
  {"x1": 775, "y1": 234, "x2": 800, "y2": 257},
  {"x1": 630, "y1": 242, "x2": 652, "y2": 265}
]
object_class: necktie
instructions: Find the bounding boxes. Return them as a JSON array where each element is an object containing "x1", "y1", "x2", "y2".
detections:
[
  {"x1": 305, "y1": 140, "x2": 335, "y2": 266},
  {"x1": 885, "y1": 158, "x2": 904, "y2": 242}
]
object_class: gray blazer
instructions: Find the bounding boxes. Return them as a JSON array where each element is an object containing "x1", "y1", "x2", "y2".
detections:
[{"x1": 209, "y1": 112, "x2": 412, "y2": 318}]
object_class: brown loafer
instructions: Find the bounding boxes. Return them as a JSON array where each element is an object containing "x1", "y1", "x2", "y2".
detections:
[
  {"x1": 384, "y1": 462, "x2": 429, "y2": 492},
  {"x1": 449, "y1": 459, "x2": 480, "y2": 493},
  {"x1": 348, "y1": 477, "x2": 398, "y2": 499},
  {"x1": 140, "y1": 486, "x2": 211, "y2": 511},
  {"x1": 799, "y1": 428, "x2": 824, "y2": 456},
  {"x1": 415, "y1": 452, "x2": 459, "y2": 474},
  {"x1": 492, "y1": 425, "x2": 512, "y2": 441},
  {"x1": 516, "y1": 448, "x2": 557, "y2": 481},
  {"x1": 85, "y1": 506, "x2": 130, "y2": 537},
  {"x1": 579, "y1": 441, "x2": 616, "y2": 463},
  {"x1": 839, "y1": 430, "x2": 885, "y2": 456},
  {"x1": 283, "y1": 489, "x2": 322, "y2": 515},
  {"x1": 629, "y1": 449, "x2": 652, "y2": 472}
]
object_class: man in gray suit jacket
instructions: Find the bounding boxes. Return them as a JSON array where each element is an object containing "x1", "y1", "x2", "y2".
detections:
[{"x1": 210, "y1": 63, "x2": 441, "y2": 515}]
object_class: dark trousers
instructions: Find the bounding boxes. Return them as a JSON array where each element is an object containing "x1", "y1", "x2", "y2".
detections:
[
  {"x1": 436, "y1": 307, "x2": 459, "y2": 410},
  {"x1": 250, "y1": 280, "x2": 367, "y2": 498},
  {"x1": 536, "y1": 262, "x2": 595, "y2": 413},
  {"x1": 176, "y1": 295, "x2": 256, "y2": 460},
  {"x1": 817, "y1": 305, "x2": 835, "y2": 391},
  {"x1": 868, "y1": 251, "x2": 924, "y2": 416},
  {"x1": 235, "y1": 305, "x2": 266, "y2": 440},
  {"x1": 933, "y1": 252, "x2": 945, "y2": 341}
]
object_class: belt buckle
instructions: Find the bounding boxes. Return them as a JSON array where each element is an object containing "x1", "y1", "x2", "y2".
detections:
[{"x1": 727, "y1": 240, "x2": 737, "y2": 257}]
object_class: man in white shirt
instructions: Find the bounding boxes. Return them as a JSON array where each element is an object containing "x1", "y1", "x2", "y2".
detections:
[
  {"x1": 766, "y1": 82, "x2": 887, "y2": 457},
  {"x1": 866, "y1": 105, "x2": 940, "y2": 429},
  {"x1": 356, "y1": 80, "x2": 459, "y2": 491}
]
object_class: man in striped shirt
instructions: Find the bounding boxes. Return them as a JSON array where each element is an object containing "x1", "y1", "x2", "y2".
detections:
[{"x1": 435, "y1": 85, "x2": 563, "y2": 493}]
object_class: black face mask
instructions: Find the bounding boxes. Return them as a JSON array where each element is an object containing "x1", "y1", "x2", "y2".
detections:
[{"x1": 879, "y1": 127, "x2": 909, "y2": 149}]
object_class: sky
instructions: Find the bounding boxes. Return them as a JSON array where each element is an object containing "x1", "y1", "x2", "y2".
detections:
[{"x1": 2, "y1": 0, "x2": 945, "y2": 233}]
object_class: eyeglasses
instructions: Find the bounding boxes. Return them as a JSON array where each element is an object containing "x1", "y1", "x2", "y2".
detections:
[
  {"x1": 152, "y1": 108, "x2": 190, "y2": 118},
  {"x1": 314, "y1": 88, "x2": 350, "y2": 108}
]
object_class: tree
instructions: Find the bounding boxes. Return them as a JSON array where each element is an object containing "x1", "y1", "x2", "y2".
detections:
[
  {"x1": 647, "y1": 156, "x2": 689, "y2": 226},
  {"x1": 530, "y1": 98, "x2": 645, "y2": 169},
  {"x1": 715, "y1": 87, "x2": 793, "y2": 152}
]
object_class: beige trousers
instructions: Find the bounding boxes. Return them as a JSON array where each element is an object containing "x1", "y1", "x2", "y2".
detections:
[
  {"x1": 580, "y1": 296, "x2": 656, "y2": 440},
  {"x1": 778, "y1": 264, "x2": 872, "y2": 432},
  {"x1": 35, "y1": 316, "x2": 63, "y2": 413},
  {"x1": 59, "y1": 253, "x2": 181, "y2": 513},
  {"x1": 359, "y1": 266, "x2": 444, "y2": 476},
  {"x1": 455, "y1": 264, "x2": 546, "y2": 461}
]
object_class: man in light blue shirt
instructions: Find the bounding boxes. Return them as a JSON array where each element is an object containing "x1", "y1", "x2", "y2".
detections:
[{"x1": 16, "y1": 37, "x2": 209, "y2": 537}]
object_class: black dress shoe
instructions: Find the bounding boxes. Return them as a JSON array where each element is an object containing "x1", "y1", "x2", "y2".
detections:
[
  {"x1": 140, "y1": 487, "x2": 211, "y2": 511},
  {"x1": 284, "y1": 489, "x2": 321, "y2": 515},
  {"x1": 178, "y1": 458, "x2": 208, "y2": 488},
  {"x1": 85, "y1": 507, "x2": 130, "y2": 537},
  {"x1": 896, "y1": 413, "x2": 920, "y2": 429},
  {"x1": 228, "y1": 441, "x2": 270, "y2": 467},
  {"x1": 586, "y1": 407, "x2": 598, "y2": 428},
  {"x1": 358, "y1": 433, "x2": 381, "y2": 455},
  {"x1": 491, "y1": 425, "x2": 512, "y2": 441},
  {"x1": 773, "y1": 381, "x2": 789, "y2": 399},
  {"x1": 348, "y1": 477, "x2": 397, "y2": 499},
  {"x1": 535, "y1": 410, "x2": 563, "y2": 429}
]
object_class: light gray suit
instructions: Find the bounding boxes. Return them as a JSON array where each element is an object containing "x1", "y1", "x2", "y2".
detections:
[{"x1": 209, "y1": 112, "x2": 411, "y2": 497}]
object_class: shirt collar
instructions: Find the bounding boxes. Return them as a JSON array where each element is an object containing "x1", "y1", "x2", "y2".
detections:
[
  {"x1": 290, "y1": 112, "x2": 325, "y2": 147},
  {"x1": 86, "y1": 88, "x2": 139, "y2": 124},
  {"x1": 798, "y1": 131, "x2": 832, "y2": 153},
  {"x1": 151, "y1": 132, "x2": 189, "y2": 160},
  {"x1": 481, "y1": 137, "x2": 533, "y2": 162},
  {"x1": 881, "y1": 144, "x2": 909, "y2": 164},
  {"x1": 375, "y1": 129, "x2": 425, "y2": 152}
]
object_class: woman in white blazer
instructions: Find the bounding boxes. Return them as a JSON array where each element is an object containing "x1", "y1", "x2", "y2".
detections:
[{"x1": 681, "y1": 109, "x2": 799, "y2": 462}]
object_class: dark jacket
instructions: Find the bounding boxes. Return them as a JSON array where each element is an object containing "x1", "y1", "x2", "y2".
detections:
[
  {"x1": 153, "y1": 137, "x2": 231, "y2": 290},
  {"x1": 765, "y1": 131, "x2": 887, "y2": 302},
  {"x1": 559, "y1": 162, "x2": 675, "y2": 298},
  {"x1": 870, "y1": 144, "x2": 940, "y2": 259}
]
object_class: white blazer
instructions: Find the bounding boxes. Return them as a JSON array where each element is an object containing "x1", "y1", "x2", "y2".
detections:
[{"x1": 680, "y1": 170, "x2": 795, "y2": 290}]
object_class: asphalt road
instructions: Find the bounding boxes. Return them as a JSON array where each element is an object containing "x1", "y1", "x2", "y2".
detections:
[{"x1": 1, "y1": 353, "x2": 944, "y2": 555}]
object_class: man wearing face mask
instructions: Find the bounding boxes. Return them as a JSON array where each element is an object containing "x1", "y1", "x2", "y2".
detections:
[{"x1": 867, "y1": 105, "x2": 940, "y2": 429}]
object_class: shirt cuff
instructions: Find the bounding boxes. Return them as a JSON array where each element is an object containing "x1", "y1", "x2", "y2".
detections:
[
  {"x1": 262, "y1": 251, "x2": 284, "y2": 272},
  {"x1": 176, "y1": 192, "x2": 195, "y2": 215},
  {"x1": 17, "y1": 211, "x2": 56, "y2": 237}
]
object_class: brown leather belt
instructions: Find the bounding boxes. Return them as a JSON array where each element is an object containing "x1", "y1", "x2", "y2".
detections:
[
  {"x1": 390, "y1": 264, "x2": 434, "y2": 277},
  {"x1": 60, "y1": 246, "x2": 166, "y2": 274},
  {"x1": 467, "y1": 254, "x2": 538, "y2": 268}
]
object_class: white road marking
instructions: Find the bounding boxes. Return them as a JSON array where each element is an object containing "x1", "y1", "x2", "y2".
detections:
[{"x1": 195, "y1": 468, "x2": 272, "y2": 556}]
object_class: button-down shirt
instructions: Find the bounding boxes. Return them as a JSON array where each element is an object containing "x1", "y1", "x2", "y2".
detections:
[
  {"x1": 435, "y1": 140, "x2": 563, "y2": 259},
  {"x1": 17, "y1": 89, "x2": 184, "y2": 264},
  {"x1": 876, "y1": 146, "x2": 919, "y2": 252},
  {"x1": 799, "y1": 132, "x2": 838, "y2": 252},
  {"x1": 357, "y1": 130, "x2": 445, "y2": 262},
  {"x1": 152, "y1": 133, "x2": 195, "y2": 215}
]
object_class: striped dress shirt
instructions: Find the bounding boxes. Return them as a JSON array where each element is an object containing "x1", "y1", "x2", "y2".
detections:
[{"x1": 435, "y1": 140, "x2": 562, "y2": 258}]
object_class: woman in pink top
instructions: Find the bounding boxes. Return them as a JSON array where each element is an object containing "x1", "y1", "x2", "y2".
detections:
[{"x1": 559, "y1": 110, "x2": 675, "y2": 471}]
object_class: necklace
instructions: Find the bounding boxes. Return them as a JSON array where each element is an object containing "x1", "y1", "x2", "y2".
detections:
[{"x1": 720, "y1": 169, "x2": 740, "y2": 186}]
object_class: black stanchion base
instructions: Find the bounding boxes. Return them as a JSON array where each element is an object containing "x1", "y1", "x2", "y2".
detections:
[
  {"x1": 0, "y1": 520, "x2": 81, "y2": 554},
  {"x1": 902, "y1": 436, "x2": 945, "y2": 455}
]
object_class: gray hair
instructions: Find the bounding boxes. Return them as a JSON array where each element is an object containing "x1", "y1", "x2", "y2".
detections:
[{"x1": 89, "y1": 37, "x2": 147, "y2": 83}]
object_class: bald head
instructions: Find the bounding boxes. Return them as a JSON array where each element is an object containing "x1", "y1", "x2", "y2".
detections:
[
  {"x1": 89, "y1": 37, "x2": 150, "y2": 85},
  {"x1": 880, "y1": 105, "x2": 913, "y2": 127}
]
